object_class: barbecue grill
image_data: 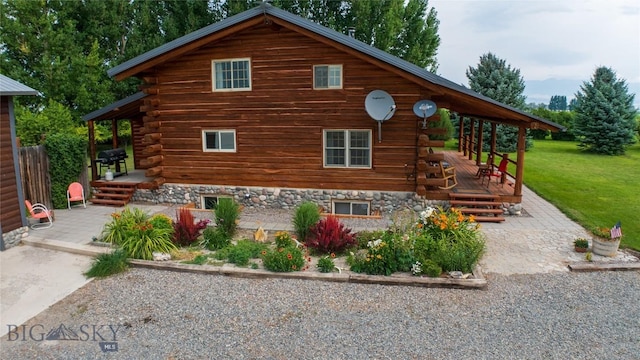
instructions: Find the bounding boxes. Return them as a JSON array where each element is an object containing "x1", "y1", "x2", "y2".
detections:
[{"x1": 95, "y1": 148, "x2": 128, "y2": 179}]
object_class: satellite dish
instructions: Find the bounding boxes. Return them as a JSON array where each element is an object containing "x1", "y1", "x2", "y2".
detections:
[
  {"x1": 413, "y1": 100, "x2": 437, "y2": 118},
  {"x1": 365, "y1": 90, "x2": 396, "y2": 122},
  {"x1": 365, "y1": 90, "x2": 396, "y2": 143}
]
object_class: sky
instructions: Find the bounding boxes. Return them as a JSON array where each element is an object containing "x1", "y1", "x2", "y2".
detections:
[{"x1": 429, "y1": 0, "x2": 640, "y2": 107}]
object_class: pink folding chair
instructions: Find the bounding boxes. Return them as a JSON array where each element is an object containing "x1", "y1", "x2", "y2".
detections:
[
  {"x1": 25, "y1": 200, "x2": 54, "y2": 229},
  {"x1": 67, "y1": 182, "x2": 86, "y2": 209}
]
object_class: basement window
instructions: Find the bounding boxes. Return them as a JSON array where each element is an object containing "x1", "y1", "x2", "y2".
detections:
[
  {"x1": 333, "y1": 201, "x2": 370, "y2": 216},
  {"x1": 201, "y1": 196, "x2": 233, "y2": 210}
]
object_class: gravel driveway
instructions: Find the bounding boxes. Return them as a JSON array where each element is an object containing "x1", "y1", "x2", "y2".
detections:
[{"x1": 2, "y1": 268, "x2": 639, "y2": 359}]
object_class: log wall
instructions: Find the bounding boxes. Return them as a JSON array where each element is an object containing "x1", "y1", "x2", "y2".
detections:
[
  {"x1": 140, "y1": 24, "x2": 440, "y2": 192},
  {"x1": 0, "y1": 96, "x2": 23, "y2": 232}
]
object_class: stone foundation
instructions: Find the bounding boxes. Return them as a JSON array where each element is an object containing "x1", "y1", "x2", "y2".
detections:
[
  {"x1": 132, "y1": 184, "x2": 448, "y2": 214},
  {"x1": 1, "y1": 226, "x2": 29, "y2": 250}
]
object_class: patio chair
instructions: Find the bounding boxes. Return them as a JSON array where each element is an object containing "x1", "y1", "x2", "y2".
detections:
[
  {"x1": 476, "y1": 153, "x2": 494, "y2": 177},
  {"x1": 25, "y1": 200, "x2": 54, "y2": 229},
  {"x1": 67, "y1": 182, "x2": 86, "y2": 209},
  {"x1": 481, "y1": 157, "x2": 509, "y2": 187}
]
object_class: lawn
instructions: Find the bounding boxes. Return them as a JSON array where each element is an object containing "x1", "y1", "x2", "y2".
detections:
[{"x1": 512, "y1": 140, "x2": 640, "y2": 251}]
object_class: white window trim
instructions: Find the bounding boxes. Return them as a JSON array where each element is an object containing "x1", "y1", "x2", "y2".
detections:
[
  {"x1": 202, "y1": 129, "x2": 237, "y2": 152},
  {"x1": 313, "y1": 64, "x2": 343, "y2": 90},
  {"x1": 332, "y1": 200, "x2": 371, "y2": 216},
  {"x1": 212, "y1": 58, "x2": 252, "y2": 92},
  {"x1": 201, "y1": 195, "x2": 233, "y2": 210},
  {"x1": 323, "y1": 129, "x2": 372, "y2": 168}
]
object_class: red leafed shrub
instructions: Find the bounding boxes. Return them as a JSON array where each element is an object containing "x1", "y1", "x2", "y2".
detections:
[
  {"x1": 173, "y1": 208, "x2": 210, "y2": 246},
  {"x1": 306, "y1": 215, "x2": 356, "y2": 254}
]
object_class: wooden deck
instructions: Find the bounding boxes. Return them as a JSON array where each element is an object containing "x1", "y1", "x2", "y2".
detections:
[{"x1": 424, "y1": 151, "x2": 521, "y2": 203}]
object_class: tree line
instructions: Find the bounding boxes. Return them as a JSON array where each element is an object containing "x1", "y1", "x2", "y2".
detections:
[{"x1": 1, "y1": 0, "x2": 439, "y2": 144}]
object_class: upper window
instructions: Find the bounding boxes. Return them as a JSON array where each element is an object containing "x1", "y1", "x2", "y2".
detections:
[
  {"x1": 324, "y1": 130, "x2": 371, "y2": 168},
  {"x1": 202, "y1": 130, "x2": 236, "y2": 152},
  {"x1": 212, "y1": 58, "x2": 251, "y2": 91},
  {"x1": 314, "y1": 65, "x2": 342, "y2": 89}
]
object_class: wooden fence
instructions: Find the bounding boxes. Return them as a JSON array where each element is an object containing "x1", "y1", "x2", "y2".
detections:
[{"x1": 18, "y1": 145, "x2": 89, "y2": 209}]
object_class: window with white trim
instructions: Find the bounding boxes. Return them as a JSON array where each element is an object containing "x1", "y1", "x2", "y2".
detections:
[
  {"x1": 202, "y1": 130, "x2": 236, "y2": 152},
  {"x1": 201, "y1": 195, "x2": 233, "y2": 210},
  {"x1": 314, "y1": 65, "x2": 342, "y2": 89},
  {"x1": 324, "y1": 130, "x2": 371, "y2": 168},
  {"x1": 333, "y1": 201, "x2": 370, "y2": 216},
  {"x1": 212, "y1": 58, "x2": 251, "y2": 91}
]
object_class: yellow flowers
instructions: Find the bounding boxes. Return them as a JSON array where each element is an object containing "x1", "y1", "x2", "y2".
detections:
[{"x1": 416, "y1": 206, "x2": 478, "y2": 234}]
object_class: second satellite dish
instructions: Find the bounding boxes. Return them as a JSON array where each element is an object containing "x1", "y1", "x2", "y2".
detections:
[
  {"x1": 365, "y1": 90, "x2": 397, "y2": 121},
  {"x1": 413, "y1": 100, "x2": 437, "y2": 118}
]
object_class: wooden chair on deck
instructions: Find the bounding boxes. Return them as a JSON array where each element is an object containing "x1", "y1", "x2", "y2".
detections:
[
  {"x1": 476, "y1": 153, "x2": 494, "y2": 177},
  {"x1": 481, "y1": 157, "x2": 509, "y2": 187},
  {"x1": 424, "y1": 160, "x2": 457, "y2": 190}
]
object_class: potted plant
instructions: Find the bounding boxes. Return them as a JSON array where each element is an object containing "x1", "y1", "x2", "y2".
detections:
[
  {"x1": 573, "y1": 238, "x2": 589, "y2": 253},
  {"x1": 590, "y1": 226, "x2": 621, "y2": 257}
]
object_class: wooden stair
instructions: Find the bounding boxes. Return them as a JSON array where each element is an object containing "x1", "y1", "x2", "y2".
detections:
[
  {"x1": 90, "y1": 181, "x2": 137, "y2": 207},
  {"x1": 449, "y1": 192, "x2": 506, "y2": 223}
]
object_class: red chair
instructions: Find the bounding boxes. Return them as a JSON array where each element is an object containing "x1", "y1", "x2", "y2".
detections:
[
  {"x1": 67, "y1": 182, "x2": 86, "y2": 209},
  {"x1": 481, "y1": 158, "x2": 509, "y2": 187},
  {"x1": 25, "y1": 200, "x2": 54, "y2": 229}
]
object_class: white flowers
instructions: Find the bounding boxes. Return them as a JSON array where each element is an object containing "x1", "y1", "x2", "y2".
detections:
[
  {"x1": 420, "y1": 207, "x2": 435, "y2": 220},
  {"x1": 411, "y1": 261, "x2": 422, "y2": 276},
  {"x1": 367, "y1": 239, "x2": 383, "y2": 248}
]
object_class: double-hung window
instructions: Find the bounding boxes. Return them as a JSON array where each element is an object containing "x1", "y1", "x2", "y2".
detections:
[
  {"x1": 212, "y1": 58, "x2": 251, "y2": 91},
  {"x1": 324, "y1": 130, "x2": 371, "y2": 168},
  {"x1": 202, "y1": 130, "x2": 236, "y2": 152},
  {"x1": 314, "y1": 65, "x2": 342, "y2": 89}
]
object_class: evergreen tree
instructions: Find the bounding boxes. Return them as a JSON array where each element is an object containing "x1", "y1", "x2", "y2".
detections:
[
  {"x1": 573, "y1": 67, "x2": 637, "y2": 155},
  {"x1": 466, "y1": 52, "x2": 530, "y2": 152},
  {"x1": 548, "y1": 95, "x2": 567, "y2": 111}
]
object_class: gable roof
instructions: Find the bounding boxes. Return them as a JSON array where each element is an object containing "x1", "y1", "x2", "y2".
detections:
[
  {"x1": 0, "y1": 74, "x2": 38, "y2": 96},
  {"x1": 107, "y1": 3, "x2": 564, "y2": 132}
]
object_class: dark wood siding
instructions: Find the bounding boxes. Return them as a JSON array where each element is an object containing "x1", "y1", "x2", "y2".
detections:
[
  {"x1": 144, "y1": 24, "x2": 433, "y2": 192},
  {"x1": 0, "y1": 96, "x2": 23, "y2": 232}
]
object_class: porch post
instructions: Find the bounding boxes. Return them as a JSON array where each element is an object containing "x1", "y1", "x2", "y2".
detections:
[
  {"x1": 468, "y1": 118, "x2": 475, "y2": 161},
  {"x1": 514, "y1": 125, "x2": 526, "y2": 197},
  {"x1": 476, "y1": 119, "x2": 484, "y2": 165},
  {"x1": 490, "y1": 123, "x2": 497, "y2": 165},
  {"x1": 457, "y1": 114, "x2": 464, "y2": 153},
  {"x1": 111, "y1": 119, "x2": 118, "y2": 148},
  {"x1": 88, "y1": 120, "x2": 97, "y2": 181}
]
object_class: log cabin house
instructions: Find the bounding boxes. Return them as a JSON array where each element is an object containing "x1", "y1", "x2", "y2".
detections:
[
  {"x1": 1, "y1": 75, "x2": 38, "y2": 249},
  {"x1": 84, "y1": 4, "x2": 563, "y2": 219}
]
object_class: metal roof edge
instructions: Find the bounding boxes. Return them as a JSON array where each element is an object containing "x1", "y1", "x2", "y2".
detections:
[
  {"x1": 82, "y1": 92, "x2": 147, "y2": 121},
  {"x1": 107, "y1": 7, "x2": 265, "y2": 78},
  {"x1": 0, "y1": 74, "x2": 39, "y2": 96}
]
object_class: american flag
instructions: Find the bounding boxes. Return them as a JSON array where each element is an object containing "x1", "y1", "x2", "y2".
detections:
[{"x1": 610, "y1": 221, "x2": 622, "y2": 239}]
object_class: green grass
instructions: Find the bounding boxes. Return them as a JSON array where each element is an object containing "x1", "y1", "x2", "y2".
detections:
[{"x1": 514, "y1": 140, "x2": 640, "y2": 250}]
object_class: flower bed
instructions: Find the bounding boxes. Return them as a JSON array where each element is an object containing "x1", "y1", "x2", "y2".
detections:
[{"x1": 92, "y1": 203, "x2": 487, "y2": 288}]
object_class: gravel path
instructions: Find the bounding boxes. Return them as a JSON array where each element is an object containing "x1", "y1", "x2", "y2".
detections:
[{"x1": 2, "y1": 268, "x2": 639, "y2": 359}]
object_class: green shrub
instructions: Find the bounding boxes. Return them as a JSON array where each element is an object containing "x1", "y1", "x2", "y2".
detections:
[
  {"x1": 262, "y1": 246, "x2": 305, "y2": 272},
  {"x1": 354, "y1": 230, "x2": 386, "y2": 249},
  {"x1": 421, "y1": 259, "x2": 442, "y2": 278},
  {"x1": 349, "y1": 232, "x2": 399, "y2": 276},
  {"x1": 84, "y1": 249, "x2": 129, "y2": 278},
  {"x1": 214, "y1": 198, "x2": 240, "y2": 237},
  {"x1": 182, "y1": 254, "x2": 209, "y2": 265},
  {"x1": 100, "y1": 208, "x2": 177, "y2": 260},
  {"x1": 293, "y1": 201, "x2": 320, "y2": 242},
  {"x1": 428, "y1": 236, "x2": 485, "y2": 273},
  {"x1": 201, "y1": 227, "x2": 231, "y2": 250},
  {"x1": 217, "y1": 240, "x2": 267, "y2": 266},
  {"x1": 274, "y1": 231, "x2": 295, "y2": 248},
  {"x1": 44, "y1": 133, "x2": 88, "y2": 209},
  {"x1": 316, "y1": 255, "x2": 336, "y2": 273}
]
